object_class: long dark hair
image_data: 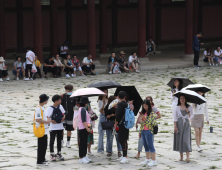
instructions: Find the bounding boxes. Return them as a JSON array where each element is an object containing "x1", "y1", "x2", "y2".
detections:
[
  {"x1": 205, "y1": 47, "x2": 211, "y2": 55},
  {"x1": 15, "y1": 56, "x2": 21, "y2": 61},
  {"x1": 141, "y1": 99, "x2": 152, "y2": 116},
  {"x1": 197, "y1": 88, "x2": 205, "y2": 98},
  {"x1": 98, "y1": 88, "x2": 108, "y2": 101},
  {"x1": 177, "y1": 95, "x2": 190, "y2": 108},
  {"x1": 173, "y1": 78, "x2": 183, "y2": 90},
  {"x1": 146, "y1": 96, "x2": 154, "y2": 106}
]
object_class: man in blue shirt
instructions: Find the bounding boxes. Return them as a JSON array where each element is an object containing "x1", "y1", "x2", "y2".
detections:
[{"x1": 192, "y1": 32, "x2": 204, "y2": 68}]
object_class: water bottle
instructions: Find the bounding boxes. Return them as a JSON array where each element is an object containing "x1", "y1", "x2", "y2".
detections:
[
  {"x1": 96, "y1": 71, "x2": 98, "y2": 75},
  {"x1": 210, "y1": 126, "x2": 213, "y2": 133}
]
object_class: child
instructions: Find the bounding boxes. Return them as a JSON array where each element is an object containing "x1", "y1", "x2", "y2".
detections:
[
  {"x1": 46, "y1": 95, "x2": 66, "y2": 161},
  {"x1": 35, "y1": 94, "x2": 50, "y2": 165},
  {"x1": 139, "y1": 99, "x2": 157, "y2": 167},
  {"x1": 135, "y1": 96, "x2": 161, "y2": 159},
  {"x1": 72, "y1": 55, "x2": 85, "y2": 77},
  {"x1": 33, "y1": 55, "x2": 42, "y2": 79}
]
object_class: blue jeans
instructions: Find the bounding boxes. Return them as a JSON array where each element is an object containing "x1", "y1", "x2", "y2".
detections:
[
  {"x1": 214, "y1": 57, "x2": 219, "y2": 63},
  {"x1": 97, "y1": 113, "x2": 106, "y2": 152},
  {"x1": 106, "y1": 128, "x2": 122, "y2": 153},
  {"x1": 141, "y1": 130, "x2": 155, "y2": 153},
  {"x1": 138, "y1": 133, "x2": 154, "y2": 152},
  {"x1": 12, "y1": 69, "x2": 23, "y2": 77}
]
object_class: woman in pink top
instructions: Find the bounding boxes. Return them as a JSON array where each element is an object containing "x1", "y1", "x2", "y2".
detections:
[{"x1": 78, "y1": 96, "x2": 92, "y2": 164}]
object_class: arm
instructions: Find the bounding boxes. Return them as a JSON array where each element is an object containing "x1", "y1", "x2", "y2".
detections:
[
  {"x1": 171, "y1": 91, "x2": 175, "y2": 100},
  {"x1": 194, "y1": 36, "x2": 201, "y2": 46},
  {"x1": 156, "y1": 112, "x2": 161, "y2": 119},
  {"x1": 188, "y1": 105, "x2": 194, "y2": 119},
  {"x1": 174, "y1": 121, "x2": 178, "y2": 133},
  {"x1": 205, "y1": 103, "x2": 209, "y2": 123},
  {"x1": 81, "y1": 108, "x2": 91, "y2": 132},
  {"x1": 36, "y1": 118, "x2": 51, "y2": 124}
]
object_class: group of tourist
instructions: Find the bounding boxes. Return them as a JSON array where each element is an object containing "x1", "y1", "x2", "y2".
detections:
[{"x1": 34, "y1": 78, "x2": 210, "y2": 167}]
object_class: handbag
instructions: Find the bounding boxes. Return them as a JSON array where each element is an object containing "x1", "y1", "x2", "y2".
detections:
[
  {"x1": 33, "y1": 106, "x2": 45, "y2": 138},
  {"x1": 101, "y1": 120, "x2": 114, "y2": 130},
  {"x1": 153, "y1": 125, "x2": 158, "y2": 135},
  {"x1": 31, "y1": 64, "x2": 37, "y2": 73},
  {"x1": 91, "y1": 113, "x2": 98, "y2": 121}
]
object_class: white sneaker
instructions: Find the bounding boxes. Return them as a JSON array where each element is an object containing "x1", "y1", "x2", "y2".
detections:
[
  {"x1": 216, "y1": 64, "x2": 218, "y2": 66},
  {"x1": 198, "y1": 146, "x2": 203, "y2": 152},
  {"x1": 24, "y1": 78, "x2": 30, "y2": 81},
  {"x1": 209, "y1": 63, "x2": 212, "y2": 66},
  {"x1": 98, "y1": 151, "x2": 104, "y2": 154},
  {"x1": 88, "y1": 152, "x2": 94, "y2": 156},
  {"x1": 79, "y1": 157, "x2": 89, "y2": 164},
  {"x1": 120, "y1": 157, "x2": 129, "y2": 164},
  {"x1": 141, "y1": 159, "x2": 151, "y2": 165},
  {"x1": 66, "y1": 141, "x2": 71, "y2": 148},
  {"x1": 84, "y1": 156, "x2": 91, "y2": 162},
  {"x1": 118, "y1": 71, "x2": 121, "y2": 74},
  {"x1": 108, "y1": 71, "x2": 112, "y2": 74},
  {"x1": 81, "y1": 74, "x2": 85, "y2": 76},
  {"x1": 61, "y1": 140, "x2": 64, "y2": 148},
  {"x1": 148, "y1": 160, "x2": 157, "y2": 166},
  {"x1": 197, "y1": 146, "x2": 202, "y2": 152},
  {"x1": 6, "y1": 77, "x2": 10, "y2": 81},
  {"x1": 66, "y1": 74, "x2": 70, "y2": 77},
  {"x1": 117, "y1": 156, "x2": 123, "y2": 161},
  {"x1": 73, "y1": 74, "x2": 76, "y2": 77},
  {"x1": 16, "y1": 77, "x2": 19, "y2": 81},
  {"x1": 136, "y1": 70, "x2": 140, "y2": 73},
  {"x1": 0, "y1": 78, "x2": 3, "y2": 82},
  {"x1": 213, "y1": 63, "x2": 215, "y2": 66},
  {"x1": 71, "y1": 74, "x2": 75, "y2": 77}
]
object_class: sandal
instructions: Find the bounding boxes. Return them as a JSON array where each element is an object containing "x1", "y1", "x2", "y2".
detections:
[
  {"x1": 186, "y1": 159, "x2": 190, "y2": 163},
  {"x1": 134, "y1": 153, "x2": 140, "y2": 159},
  {"x1": 179, "y1": 157, "x2": 183, "y2": 161},
  {"x1": 107, "y1": 153, "x2": 112, "y2": 158},
  {"x1": 118, "y1": 151, "x2": 122, "y2": 158}
]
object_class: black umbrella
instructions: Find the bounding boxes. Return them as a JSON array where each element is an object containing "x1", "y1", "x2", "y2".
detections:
[
  {"x1": 174, "y1": 89, "x2": 206, "y2": 105},
  {"x1": 114, "y1": 86, "x2": 143, "y2": 116},
  {"x1": 167, "y1": 77, "x2": 194, "y2": 89},
  {"x1": 87, "y1": 81, "x2": 121, "y2": 89}
]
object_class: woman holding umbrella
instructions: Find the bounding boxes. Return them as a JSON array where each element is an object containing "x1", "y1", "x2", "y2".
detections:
[
  {"x1": 173, "y1": 95, "x2": 194, "y2": 163},
  {"x1": 97, "y1": 89, "x2": 108, "y2": 154}
]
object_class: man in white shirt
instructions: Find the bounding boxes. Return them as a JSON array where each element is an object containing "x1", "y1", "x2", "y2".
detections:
[
  {"x1": 214, "y1": 46, "x2": 222, "y2": 66},
  {"x1": 146, "y1": 37, "x2": 156, "y2": 55},
  {"x1": 128, "y1": 52, "x2": 140, "y2": 73},
  {"x1": 82, "y1": 54, "x2": 96, "y2": 76},
  {"x1": 25, "y1": 47, "x2": 35, "y2": 80},
  {"x1": 35, "y1": 94, "x2": 50, "y2": 165}
]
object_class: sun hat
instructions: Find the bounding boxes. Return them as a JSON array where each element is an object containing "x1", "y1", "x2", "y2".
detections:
[
  {"x1": 79, "y1": 96, "x2": 91, "y2": 104},
  {"x1": 39, "y1": 94, "x2": 49, "y2": 103},
  {"x1": 120, "y1": 51, "x2": 126, "y2": 55},
  {"x1": 0, "y1": 56, "x2": 5, "y2": 62}
]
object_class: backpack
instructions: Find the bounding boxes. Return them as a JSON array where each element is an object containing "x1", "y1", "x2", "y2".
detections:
[
  {"x1": 51, "y1": 105, "x2": 63, "y2": 123},
  {"x1": 124, "y1": 104, "x2": 135, "y2": 129},
  {"x1": 33, "y1": 106, "x2": 45, "y2": 138}
]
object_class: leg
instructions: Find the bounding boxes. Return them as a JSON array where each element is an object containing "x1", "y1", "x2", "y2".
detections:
[
  {"x1": 141, "y1": 131, "x2": 150, "y2": 159},
  {"x1": 97, "y1": 128, "x2": 105, "y2": 153},
  {"x1": 124, "y1": 66, "x2": 129, "y2": 72},
  {"x1": 73, "y1": 67, "x2": 76, "y2": 75},
  {"x1": 110, "y1": 64, "x2": 114, "y2": 71},
  {"x1": 61, "y1": 67, "x2": 64, "y2": 76},
  {"x1": 50, "y1": 131, "x2": 56, "y2": 153},
  {"x1": 199, "y1": 128, "x2": 203, "y2": 145},
  {"x1": 43, "y1": 135, "x2": 48, "y2": 161},
  {"x1": 115, "y1": 133, "x2": 122, "y2": 152},
  {"x1": 67, "y1": 130, "x2": 71, "y2": 143},
  {"x1": 106, "y1": 129, "x2": 113, "y2": 154},
  {"x1": 135, "y1": 137, "x2": 143, "y2": 158},
  {"x1": 131, "y1": 62, "x2": 136, "y2": 70},
  {"x1": 135, "y1": 63, "x2": 138, "y2": 70},
  {"x1": 56, "y1": 130, "x2": 63, "y2": 153},
  {"x1": 25, "y1": 65, "x2": 29, "y2": 77},
  {"x1": 79, "y1": 129, "x2": 88, "y2": 158},
  {"x1": 186, "y1": 152, "x2": 190, "y2": 162},
  {"x1": 37, "y1": 135, "x2": 44, "y2": 163},
  {"x1": 180, "y1": 153, "x2": 183, "y2": 161},
  {"x1": 78, "y1": 66, "x2": 83, "y2": 75},
  {"x1": 16, "y1": 70, "x2": 19, "y2": 78},
  {"x1": 146, "y1": 131, "x2": 155, "y2": 161},
  {"x1": 91, "y1": 64, "x2": 95, "y2": 73},
  {"x1": 194, "y1": 127, "x2": 200, "y2": 146},
  {"x1": 82, "y1": 65, "x2": 87, "y2": 74},
  {"x1": 43, "y1": 67, "x2": 48, "y2": 77},
  {"x1": 53, "y1": 66, "x2": 58, "y2": 76}
]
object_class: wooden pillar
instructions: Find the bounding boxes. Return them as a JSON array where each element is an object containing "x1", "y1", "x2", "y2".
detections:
[
  {"x1": 155, "y1": 0, "x2": 162, "y2": 45},
  {"x1": 100, "y1": 0, "x2": 107, "y2": 54},
  {"x1": 66, "y1": 0, "x2": 72, "y2": 48},
  {"x1": 50, "y1": 0, "x2": 58, "y2": 56},
  {"x1": 147, "y1": 0, "x2": 154, "y2": 40},
  {"x1": 185, "y1": 0, "x2": 194, "y2": 55},
  {"x1": 112, "y1": 0, "x2": 118, "y2": 49},
  {"x1": 87, "y1": 0, "x2": 96, "y2": 60},
  {"x1": 0, "y1": 0, "x2": 6, "y2": 58},
  {"x1": 16, "y1": 0, "x2": 24, "y2": 53},
  {"x1": 138, "y1": 0, "x2": 146, "y2": 58},
  {"x1": 193, "y1": 0, "x2": 203, "y2": 35},
  {"x1": 33, "y1": 0, "x2": 43, "y2": 62}
]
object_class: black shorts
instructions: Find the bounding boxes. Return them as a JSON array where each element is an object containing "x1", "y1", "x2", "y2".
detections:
[
  {"x1": 203, "y1": 58, "x2": 208, "y2": 62},
  {"x1": 63, "y1": 123, "x2": 74, "y2": 131}
]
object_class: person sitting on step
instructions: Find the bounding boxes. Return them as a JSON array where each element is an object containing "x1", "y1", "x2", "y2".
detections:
[
  {"x1": 107, "y1": 52, "x2": 121, "y2": 74},
  {"x1": 128, "y1": 52, "x2": 140, "y2": 73},
  {"x1": 13, "y1": 56, "x2": 25, "y2": 80},
  {"x1": 146, "y1": 37, "x2": 156, "y2": 55},
  {"x1": 63, "y1": 54, "x2": 75, "y2": 77},
  {"x1": 0, "y1": 56, "x2": 10, "y2": 82},
  {"x1": 72, "y1": 55, "x2": 85, "y2": 77},
  {"x1": 82, "y1": 54, "x2": 96, "y2": 76}
]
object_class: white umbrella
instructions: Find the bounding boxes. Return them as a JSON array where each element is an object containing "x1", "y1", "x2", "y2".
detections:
[
  {"x1": 70, "y1": 88, "x2": 105, "y2": 98},
  {"x1": 184, "y1": 84, "x2": 211, "y2": 93},
  {"x1": 174, "y1": 89, "x2": 206, "y2": 105}
]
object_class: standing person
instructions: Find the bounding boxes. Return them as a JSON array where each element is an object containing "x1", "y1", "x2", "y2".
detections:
[
  {"x1": 46, "y1": 95, "x2": 66, "y2": 161},
  {"x1": 25, "y1": 47, "x2": 35, "y2": 80},
  {"x1": 146, "y1": 37, "x2": 156, "y2": 55},
  {"x1": 60, "y1": 41, "x2": 69, "y2": 59},
  {"x1": 61, "y1": 85, "x2": 76, "y2": 148},
  {"x1": 116, "y1": 51, "x2": 129, "y2": 72},
  {"x1": 97, "y1": 89, "x2": 108, "y2": 154},
  {"x1": 139, "y1": 99, "x2": 158, "y2": 167},
  {"x1": 107, "y1": 52, "x2": 120, "y2": 74},
  {"x1": 35, "y1": 94, "x2": 51, "y2": 165},
  {"x1": 105, "y1": 96, "x2": 122, "y2": 158},
  {"x1": 72, "y1": 55, "x2": 85, "y2": 77},
  {"x1": 114, "y1": 91, "x2": 129, "y2": 164},
  {"x1": 54, "y1": 54, "x2": 65, "y2": 77},
  {"x1": 192, "y1": 32, "x2": 204, "y2": 68},
  {"x1": 0, "y1": 56, "x2": 10, "y2": 82},
  {"x1": 191, "y1": 89, "x2": 209, "y2": 152},
  {"x1": 82, "y1": 55, "x2": 96, "y2": 76},
  {"x1": 63, "y1": 54, "x2": 74, "y2": 77},
  {"x1": 213, "y1": 46, "x2": 222, "y2": 66},
  {"x1": 128, "y1": 52, "x2": 140, "y2": 73},
  {"x1": 135, "y1": 96, "x2": 161, "y2": 159},
  {"x1": 173, "y1": 95, "x2": 194, "y2": 163},
  {"x1": 78, "y1": 96, "x2": 92, "y2": 164},
  {"x1": 171, "y1": 79, "x2": 183, "y2": 117},
  {"x1": 203, "y1": 47, "x2": 214, "y2": 66},
  {"x1": 33, "y1": 55, "x2": 43, "y2": 79},
  {"x1": 13, "y1": 56, "x2": 25, "y2": 80}
]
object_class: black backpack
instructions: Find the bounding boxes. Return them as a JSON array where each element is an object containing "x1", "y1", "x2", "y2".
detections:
[{"x1": 51, "y1": 105, "x2": 63, "y2": 123}]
